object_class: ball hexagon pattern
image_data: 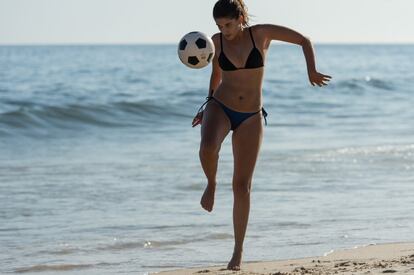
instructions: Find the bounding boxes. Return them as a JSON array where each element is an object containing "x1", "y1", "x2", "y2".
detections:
[{"x1": 177, "y1": 31, "x2": 215, "y2": 69}]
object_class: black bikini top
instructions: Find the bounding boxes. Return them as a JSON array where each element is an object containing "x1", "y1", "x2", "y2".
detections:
[{"x1": 219, "y1": 27, "x2": 264, "y2": 71}]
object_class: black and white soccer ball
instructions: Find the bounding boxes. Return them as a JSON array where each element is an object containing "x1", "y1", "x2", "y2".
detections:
[{"x1": 177, "y1": 31, "x2": 215, "y2": 69}]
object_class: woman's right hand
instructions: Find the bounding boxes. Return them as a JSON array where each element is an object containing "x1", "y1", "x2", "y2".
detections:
[{"x1": 192, "y1": 111, "x2": 203, "y2": 127}]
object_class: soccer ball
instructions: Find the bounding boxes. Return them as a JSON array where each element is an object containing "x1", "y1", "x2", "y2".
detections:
[{"x1": 177, "y1": 31, "x2": 215, "y2": 69}]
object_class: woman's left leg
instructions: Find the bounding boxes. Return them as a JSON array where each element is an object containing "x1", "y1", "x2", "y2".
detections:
[{"x1": 227, "y1": 112, "x2": 264, "y2": 270}]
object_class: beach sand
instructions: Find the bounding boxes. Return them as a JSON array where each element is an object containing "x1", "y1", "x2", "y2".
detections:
[{"x1": 152, "y1": 242, "x2": 414, "y2": 275}]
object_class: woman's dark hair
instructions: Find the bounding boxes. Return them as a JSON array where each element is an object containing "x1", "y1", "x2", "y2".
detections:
[{"x1": 213, "y1": 0, "x2": 250, "y2": 27}]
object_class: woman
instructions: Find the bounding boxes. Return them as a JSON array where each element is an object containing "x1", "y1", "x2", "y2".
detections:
[{"x1": 192, "y1": 0, "x2": 331, "y2": 270}]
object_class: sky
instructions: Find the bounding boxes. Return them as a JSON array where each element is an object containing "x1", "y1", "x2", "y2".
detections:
[{"x1": 0, "y1": 0, "x2": 413, "y2": 45}]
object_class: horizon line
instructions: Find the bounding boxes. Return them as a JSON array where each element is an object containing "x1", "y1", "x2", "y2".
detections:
[{"x1": 1, "y1": 41, "x2": 414, "y2": 47}]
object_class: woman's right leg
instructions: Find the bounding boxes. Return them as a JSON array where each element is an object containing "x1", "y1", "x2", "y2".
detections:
[{"x1": 199, "y1": 99, "x2": 231, "y2": 212}]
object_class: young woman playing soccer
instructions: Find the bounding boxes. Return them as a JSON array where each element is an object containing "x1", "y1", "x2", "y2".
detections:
[{"x1": 192, "y1": 0, "x2": 331, "y2": 270}]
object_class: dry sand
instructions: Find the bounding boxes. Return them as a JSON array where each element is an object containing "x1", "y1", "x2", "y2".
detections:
[{"x1": 151, "y1": 242, "x2": 414, "y2": 275}]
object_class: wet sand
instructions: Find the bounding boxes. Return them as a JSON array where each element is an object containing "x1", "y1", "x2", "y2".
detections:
[{"x1": 152, "y1": 242, "x2": 414, "y2": 275}]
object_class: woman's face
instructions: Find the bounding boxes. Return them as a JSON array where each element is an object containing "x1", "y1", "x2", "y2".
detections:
[{"x1": 215, "y1": 16, "x2": 243, "y2": 40}]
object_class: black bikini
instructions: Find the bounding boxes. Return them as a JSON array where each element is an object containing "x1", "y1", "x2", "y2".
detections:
[
  {"x1": 196, "y1": 27, "x2": 268, "y2": 131},
  {"x1": 219, "y1": 27, "x2": 264, "y2": 71},
  {"x1": 197, "y1": 96, "x2": 267, "y2": 131}
]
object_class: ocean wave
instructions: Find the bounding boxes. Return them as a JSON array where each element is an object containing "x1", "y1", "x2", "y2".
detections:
[
  {"x1": 0, "y1": 100, "x2": 191, "y2": 135},
  {"x1": 331, "y1": 77, "x2": 394, "y2": 92},
  {"x1": 14, "y1": 263, "x2": 95, "y2": 273},
  {"x1": 334, "y1": 144, "x2": 414, "y2": 157},
  {"x1": 13, "y1": 262, "x2": 116, "y2": 273},
  {"x1": 302, "y1": 144, "x2": 414, "y2": 163}
]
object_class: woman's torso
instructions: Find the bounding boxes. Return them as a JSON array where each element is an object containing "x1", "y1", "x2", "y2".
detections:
[{"x1": 213, "y1": 25, "x2": 268, "y2": 112}]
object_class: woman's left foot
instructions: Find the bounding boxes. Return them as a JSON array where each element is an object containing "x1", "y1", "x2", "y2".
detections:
[
  {"x1": 200, "y1": 184, "x2": 215, "y2": 212},
  {"x1": 227, "y1": 250, "x2": 242, "y2": 270}
]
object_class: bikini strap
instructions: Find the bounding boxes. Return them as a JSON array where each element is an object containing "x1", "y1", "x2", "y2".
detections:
[
  {"x1": 197, "y1": 96, "x2": 213, "y2": 114},
  {"x1": 248, "y1": 27, "x2": 256, "y2": 48},
  {"x1": 220, "y1": 33, "x2": 223, "y2": 51},
  {"x1": 261, "y1": 107, "x2": 268, "y2": 126}
]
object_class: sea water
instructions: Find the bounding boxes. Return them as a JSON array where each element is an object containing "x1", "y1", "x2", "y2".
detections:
[{"x1": 0, "y1": 44, "x2": 413, "y2": 274}]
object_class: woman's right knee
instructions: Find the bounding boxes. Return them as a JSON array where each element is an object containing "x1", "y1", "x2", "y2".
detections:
[{"x1": 199, "y1": 141, "x2": 221, "y2": 159}]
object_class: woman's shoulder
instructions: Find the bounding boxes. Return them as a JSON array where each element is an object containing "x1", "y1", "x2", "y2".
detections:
[
  {"x1": 249, "y1": 24, "x2": 268, "y2": 33},
  {"x1": 211, "y1": 32, "x2": 221, "y2": 41},
  {"x1": 211, "y1": 33, "x2": 221, "y2": 49},
  {"x1": 247, "y1": 24, "x2": 268, "y2": 40},
  {"x1": 249, "y1": 24, "x2": 278, "y2": 42}
]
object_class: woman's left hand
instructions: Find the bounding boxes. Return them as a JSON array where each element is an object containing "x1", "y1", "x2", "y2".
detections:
[
  {"x1": 192, "y1": 111, "x2": 203, "y2": 128},
  {"x1": 308, "y1": 71, "x2": 332, "y2": 87}
]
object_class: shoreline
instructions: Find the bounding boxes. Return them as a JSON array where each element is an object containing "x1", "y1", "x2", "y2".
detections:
[{"x1": 151, "y1": 242, "x2": 414, "y2": 275}]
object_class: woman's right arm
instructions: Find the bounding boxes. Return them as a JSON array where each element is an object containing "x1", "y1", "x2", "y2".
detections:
[
  {"x1": 192, "y1": 34, "x2": 222, "y2": 128},
  {"x1": 208, "y1": 33, "x2": 222, "y2": 97}
]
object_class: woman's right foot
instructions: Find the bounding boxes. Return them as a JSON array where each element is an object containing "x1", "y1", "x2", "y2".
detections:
[
  {"x1": 227, "y1": 249, "x2": 243, "y2": 270},
  {"x1": 200, "y1": 183, "x2": 216, "y2": 212}
]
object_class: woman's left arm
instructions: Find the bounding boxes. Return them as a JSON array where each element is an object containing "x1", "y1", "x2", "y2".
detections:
[{"x1": 259, "y1": 24, "x2": 331, "y2": 87}]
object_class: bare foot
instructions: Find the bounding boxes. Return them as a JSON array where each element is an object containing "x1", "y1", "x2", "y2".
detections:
[
  {"x1": 200, "y1": 183, "x2": 215, "y2": 212},
  {"x1": 227, "y1": 250, "x2": 242, "y2": 270}
]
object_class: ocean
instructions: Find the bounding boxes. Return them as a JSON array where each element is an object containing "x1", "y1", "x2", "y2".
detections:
[{"x1": 0, "y1": 44, "x2": 413, "y2": 274}]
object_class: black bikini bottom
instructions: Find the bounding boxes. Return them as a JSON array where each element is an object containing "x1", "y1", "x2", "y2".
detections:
[{"x1": 197, "y1": 96, "x2": 268, "y2": 131}]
